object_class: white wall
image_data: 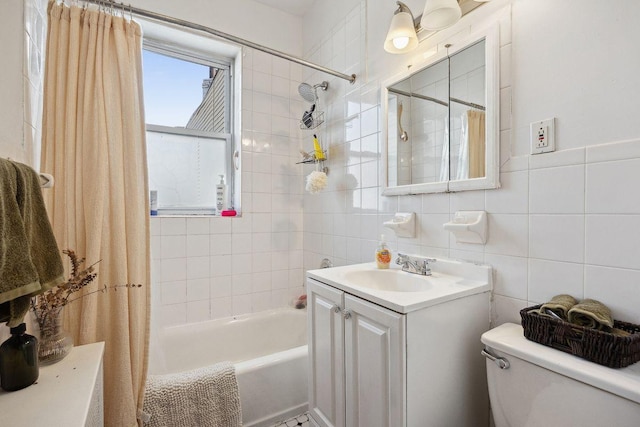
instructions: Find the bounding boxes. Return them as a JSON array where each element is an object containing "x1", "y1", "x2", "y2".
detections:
[
  {"x1": 301, "y1": 0, "x2": 640, "y2": 327},
  {"x1": 140, "y1": 0, "x2": 308, "y2": 325},
  {"x1": 8, "y1": 0, "x2": 640, "y2": 328},
  {"x1": 129, "y1": 0, "x2": 302, "y2": 56},
  {"x1": 150, "y1": 46, "x2": 308, "y2": 324},
  {"x1": 2, "y1": 0, "x2": 308, "y2": 326}
]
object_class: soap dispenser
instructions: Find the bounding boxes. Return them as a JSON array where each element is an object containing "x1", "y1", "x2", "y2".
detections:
[
  {"x1": 0, "y1": 323, "x2": 39, "y2": 392},
  {"x1": 375, "y1": 234, "x2": 391, "y2": 269},
  {"x1": 216, "y1": 175, "x2": 227, "y2": 213}
]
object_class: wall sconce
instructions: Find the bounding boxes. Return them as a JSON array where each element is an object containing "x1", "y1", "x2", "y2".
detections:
[
  {"x1": 384, "y1": 2, "x2": 419, "y2": 54},
  {"x1": 421, "y1": 0, "x2": 462, "y2": 31},
  {"x1": 384, "y1": 0, "x2": 491, "y2": 54}
]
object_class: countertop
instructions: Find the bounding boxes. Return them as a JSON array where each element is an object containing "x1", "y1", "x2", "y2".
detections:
[{"x1": 0, "y1": 342, "x2": 105, "y2": 426}]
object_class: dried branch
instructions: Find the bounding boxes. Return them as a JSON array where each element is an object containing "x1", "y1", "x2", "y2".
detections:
[{"x1": 31, "y1": 250, "x2": 141, "y2": 330}]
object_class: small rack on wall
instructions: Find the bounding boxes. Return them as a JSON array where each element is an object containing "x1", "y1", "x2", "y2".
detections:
[
  {"x1": 299, "y1": 111, "x2": 325, "y2": 130},
  {"x1": 297, "y1": 81, "x2": 329, "y2": 173},
  {"x1": 296, "y1": 149, "x2": 328, "y2": 174}
]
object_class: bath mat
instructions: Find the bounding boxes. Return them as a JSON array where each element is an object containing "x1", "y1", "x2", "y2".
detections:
[{"x1": 143, "y1": 361, "x2": 242, "y2": 427}]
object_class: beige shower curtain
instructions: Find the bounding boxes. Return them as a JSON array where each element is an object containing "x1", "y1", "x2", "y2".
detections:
[
  {"x1": 467, "y1": 110, "x2": 486, "y2": 179},
  {"x1": 40, "y1": 2, "x2": 150, "y2": 426}
]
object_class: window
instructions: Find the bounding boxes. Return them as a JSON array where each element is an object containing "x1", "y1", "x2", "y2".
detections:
[{"x1": 142, "y1": 37, "x2": 237, "y2": 215}]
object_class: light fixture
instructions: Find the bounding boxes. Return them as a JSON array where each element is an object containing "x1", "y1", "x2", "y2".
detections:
[
  {"x1": 384, "y1": 0, "x2": 490, "y2": 54},
  {"x1": 420, "y1": 0, "x2": 462, "y2": 31},
  {"x1": 384, "y1": 1, "x2": 419, "y2": 54}
]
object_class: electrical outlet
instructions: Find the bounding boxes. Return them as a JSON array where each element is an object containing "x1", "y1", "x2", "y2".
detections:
[{"x1": 530, "y1": 118, "x2": 555, "y2": 154}]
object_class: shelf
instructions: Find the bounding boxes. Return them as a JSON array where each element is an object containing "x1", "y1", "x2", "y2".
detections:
[
  {"x1": 296, "y1": 150, "x2": 327, "y2": 165},
  {"x1": 443, "y1": 211, "x2": 488, "y2": 244},
  {"x1": 299, "y1": 111, "x2": 325, "y2": 130},
  {"x1": 0, "y1": 342, "x2": 105, "y2": 426}
]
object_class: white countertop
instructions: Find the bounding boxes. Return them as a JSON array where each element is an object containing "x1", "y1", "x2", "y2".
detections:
[
  {"x1": 307, "y1": 260, "x2": 491, "y2": 313},
  {"x1": 0, "y1": 341, "x2": 105, "y2": 426}
]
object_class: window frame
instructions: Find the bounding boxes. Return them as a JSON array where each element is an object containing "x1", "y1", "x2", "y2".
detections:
[{"x1": 142, "y1": 37, "x2": 239, "y2": 216}]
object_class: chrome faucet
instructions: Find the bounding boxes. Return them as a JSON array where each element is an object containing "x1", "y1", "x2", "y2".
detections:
[{"x1": 396, "y1": 253, "x2": 436, "y2": 276}]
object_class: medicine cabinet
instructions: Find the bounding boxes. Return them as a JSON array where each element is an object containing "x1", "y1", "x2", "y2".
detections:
[{"x1": 382, "y1": 25, "x2": 499, "y2": 195}]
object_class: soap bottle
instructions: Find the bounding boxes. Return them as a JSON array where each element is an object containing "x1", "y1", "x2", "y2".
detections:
[
  {"x1": 150, "y1": 190, "x2": 158, "y2": 216},
  {"x1": 0, "y1": 323, "x2": 39, "y2": 392},
  {"x1": 375, "y1": 234, "x2": 391, "y2": 269},
  {"x1": 313, "y1": 134, "x2": 325, "y2": 160},
  {"x1": 216, "y1": 175, "x2": 227, "y2": 214}
]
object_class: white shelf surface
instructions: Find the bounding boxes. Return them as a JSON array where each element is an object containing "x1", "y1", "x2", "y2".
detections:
[{"x1": 0, "y1": 341, "x2": 105, "y2": 426}]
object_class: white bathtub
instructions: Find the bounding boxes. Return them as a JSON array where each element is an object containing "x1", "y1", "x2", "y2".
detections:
[{"x1": 148, "y1": 307, "x2": 308, "y2": 427}]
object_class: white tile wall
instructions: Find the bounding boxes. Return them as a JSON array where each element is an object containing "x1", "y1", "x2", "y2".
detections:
[
  {"x1": 301, "y1": 0, "x2": 640, "y2": 328},
  {"x1": 151, "y1": 47, "x2": 305, "y2": 326},
  {"x1": 17, "y1": 0, "x2": 640, "y2": 331}
]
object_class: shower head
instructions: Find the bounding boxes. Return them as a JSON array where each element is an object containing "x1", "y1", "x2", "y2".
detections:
[{"x1": 298, "y1": 81, "x2": 329, "y2": 103}]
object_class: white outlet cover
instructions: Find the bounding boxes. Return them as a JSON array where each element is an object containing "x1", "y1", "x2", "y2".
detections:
[{"x1": 530, "y1": 118, "x2": 555, "y2": 154}]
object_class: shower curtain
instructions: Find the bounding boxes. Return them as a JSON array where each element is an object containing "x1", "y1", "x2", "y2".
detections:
[
  {"x1": 467, "y1": 110, "x2": 486, "y2": 179},
  {"x1": 40, "y1": 2, "x2": 150, "y2": 426},
  {"x1": 454, "y1": 110, "x2": 486, "y2": 180}
]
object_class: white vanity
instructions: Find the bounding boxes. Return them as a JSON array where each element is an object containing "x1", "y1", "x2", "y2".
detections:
[{"x1": 306, "y1": 259, "x2": 491, "y2": 427}]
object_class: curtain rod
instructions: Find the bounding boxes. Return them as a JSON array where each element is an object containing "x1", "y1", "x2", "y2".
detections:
[
  {"x1": 388, "y1": 88, "x2": 448, "y2": 107},
  {"x1": 388, "y1": 88, "x2": 486, "y2": 111},
  {"x1": 450, "y1": 97, "x2": 485, "y2": 111},
  {"x1": 83, "y1": 0, "x2": 356, "y2": 84}
]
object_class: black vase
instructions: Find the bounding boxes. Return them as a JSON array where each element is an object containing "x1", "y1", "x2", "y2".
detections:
[{"x1": 0, "y1": 323, "x2": 39, "y2": 391}]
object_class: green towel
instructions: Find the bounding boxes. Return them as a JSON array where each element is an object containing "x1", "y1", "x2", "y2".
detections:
[
  {"x1": 568, "y1": 298, "x2": 614, "y2": 330},
  {"x1": 0, "y1": 159, "x2": 64, "y2": 327},
  {"x1": 540, "y1": 294, "x2": 577, "y2": 320}
]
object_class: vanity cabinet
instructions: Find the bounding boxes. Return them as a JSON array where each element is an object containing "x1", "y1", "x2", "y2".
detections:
[
  {"x1": 307, "y1": 271, "x2": 490, "y2": 427},
  {"x1": 307, "y1": 279, "x2": 405, "y2": 427}
]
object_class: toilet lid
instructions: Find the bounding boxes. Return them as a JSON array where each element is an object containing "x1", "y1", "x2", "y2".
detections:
[{"x1": 481, "y1": 323, "x2": 640, "y2": 405}]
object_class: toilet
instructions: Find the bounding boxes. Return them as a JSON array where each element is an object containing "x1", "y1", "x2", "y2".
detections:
[{"x1": 481, "y1": 323, "x2": 640, "y2": 427}]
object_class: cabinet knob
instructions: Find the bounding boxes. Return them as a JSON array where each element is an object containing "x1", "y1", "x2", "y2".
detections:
[
  {"x1": 342, "y1": 309, "x2": 352, "y2": 320},
  {"x1": 331, "y1": 305, "x2": 341, "y2": 314}
]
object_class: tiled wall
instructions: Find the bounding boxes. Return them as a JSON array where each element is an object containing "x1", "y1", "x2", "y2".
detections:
[
  {"x1": 302, "y1": 1, "x2": 513, "y2": 269},
  {"x1": 151, "y1": 48, "x2": 306, "y2": 326},
  {"x1": 13, "y1": 0, "x2": 640, "y2": 331},
  {"x1": 301, "y1": 0, "x2": 640, "y2": 327}
]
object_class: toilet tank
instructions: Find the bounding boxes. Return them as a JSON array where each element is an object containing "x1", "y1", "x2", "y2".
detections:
[{"x1": 481, "y1": 323, "x2": 640, "y2": 427}]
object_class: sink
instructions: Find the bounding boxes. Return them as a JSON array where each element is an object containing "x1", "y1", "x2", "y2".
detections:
[
  {"x1": 307, "y1": 261, "x2": 492, "y2": 314},
  {"x1": 341, "y1": 269, "x2": 435, "y2": 292}
]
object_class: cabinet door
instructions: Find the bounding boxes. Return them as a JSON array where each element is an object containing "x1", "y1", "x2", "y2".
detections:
[
  {"x1": 344, "y1": 295, "x2": 406, "y2": 427},
  {"x1": 307, "y1": 279, "x2": 345, "y2": 427}
]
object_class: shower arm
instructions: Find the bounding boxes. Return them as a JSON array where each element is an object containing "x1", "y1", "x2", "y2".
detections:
[{"x1": 81, "y1": 0, "x2": 357, "y2": 85}]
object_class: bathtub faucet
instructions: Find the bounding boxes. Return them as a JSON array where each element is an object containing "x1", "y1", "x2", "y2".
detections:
[{"x1": 396, "y1": 253, "x2": 435, "y2": 276}]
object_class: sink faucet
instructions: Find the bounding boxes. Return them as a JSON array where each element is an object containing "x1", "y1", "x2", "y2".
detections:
[{"x1": 396, "y1": 253, "x2": 436, "y2": 276}]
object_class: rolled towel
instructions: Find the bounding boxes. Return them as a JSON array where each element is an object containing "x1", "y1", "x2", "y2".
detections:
[
  {"x1": 540, "y1": 294, "x2": 578, "y2": 320},
  {"x1": 568, "y1": 298, "x2": 614, "y2": 330}
]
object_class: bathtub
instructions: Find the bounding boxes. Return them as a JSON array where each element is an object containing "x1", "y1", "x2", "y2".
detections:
[{"x1": 148, "y1": 307, "x2": 308, "y2": 427}]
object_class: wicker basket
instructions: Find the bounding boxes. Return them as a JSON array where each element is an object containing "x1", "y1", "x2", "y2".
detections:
[{"x1": 520, "y1": 305, "x2": 640, "y2": 368}]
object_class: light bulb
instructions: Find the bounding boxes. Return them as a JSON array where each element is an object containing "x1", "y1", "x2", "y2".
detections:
[{"x1": 392, "y1": 37, "x2": 410, "y2": 50}]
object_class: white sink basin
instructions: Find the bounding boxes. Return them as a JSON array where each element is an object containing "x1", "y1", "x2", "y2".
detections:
[
  {"x1": 341, "y1": 269, "x2": 435, "y2": 292},
  {"x1": 307, "y1": 261, "x2": 492, "y2": 313}
]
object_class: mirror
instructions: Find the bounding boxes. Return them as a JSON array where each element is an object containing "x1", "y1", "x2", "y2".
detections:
[{"x1": 382, "y1": 25, "x2": 499, "y2": 195}]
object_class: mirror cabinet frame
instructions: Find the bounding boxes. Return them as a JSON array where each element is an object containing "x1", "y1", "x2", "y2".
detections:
[{"x1": 381, "y1": 24, "x2": 500, "y2": 196}]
